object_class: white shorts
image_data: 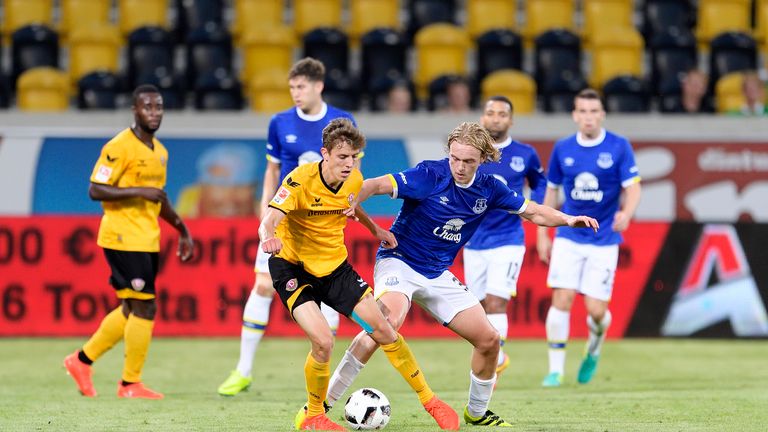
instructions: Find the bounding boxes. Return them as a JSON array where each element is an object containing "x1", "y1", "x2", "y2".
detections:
[
  {"x1": 374, "y1": 257, "x2": 479, "y2": 325},
  {"x1": 464, "y1": 245, "x2": 526, "y2": 301},
  {"x1": 546, "y1": 237, "x2": 619, "y2": 302},
  {"x1": 254, "y1": 245, "x2": 270, "y2": 274}
]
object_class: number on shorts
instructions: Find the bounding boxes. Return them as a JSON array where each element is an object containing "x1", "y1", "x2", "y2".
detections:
[{"x1": 506, "y1": 262, "x2": 520, "y2": 282}]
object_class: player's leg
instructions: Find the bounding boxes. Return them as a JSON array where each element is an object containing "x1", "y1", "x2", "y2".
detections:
[
  {"x1": 320, "y1": 302, "x2": 340, "y2": 335},
  {"x1": 118, "y1": 297, "x2": 163, "y2": 399}
]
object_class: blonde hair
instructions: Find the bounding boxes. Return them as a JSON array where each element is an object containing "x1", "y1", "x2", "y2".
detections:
[{"x1": 445, "y1": 122, "x2": 500, "y2": 163}]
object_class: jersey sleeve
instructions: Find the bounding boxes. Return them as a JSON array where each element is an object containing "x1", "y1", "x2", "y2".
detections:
[
  {"x1": 546, "y1": 144, "x2": 563, "y2": 188},
  {"x1": 491, "y1": 178, "x2": 529, "y2": 214},
  {"x1": 619, "y1": 139, "x2": 641, "y2": 187},
  {"x1": 389, "y1": 162, "x2": 438, "y2": 200},
  {"x1": 268, "y1": 171, "x2": 301, "y2": 213},
  {"x1": 527, "y1": 150, "x2": 547, "y2": 203},
  {"x1": 265, "y1": 115, "x2": 281, "y2": 164},
  {"x1": 90, "y1": 140, "x2": 128, "y2": 185}
]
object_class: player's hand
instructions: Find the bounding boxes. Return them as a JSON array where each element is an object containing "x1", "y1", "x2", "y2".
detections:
[
  {"x1": 137, "y1": 187, "x2": 167, "y2": 203},
  {"x1": 376, "y1": 228, "x2": 398, "y2": 249},
  {"x1": 567, "y1": 215, "x2": 599, "y2": 232},
  {"x1": 343, "y1": 200, "x2": 359, "y2": 219},
  {"x1": 177, "y1": 233, "x2": 194, "y2": 262},
  {"x1": 262, "y1": 237, "x2": 282, "y2": 255},
  {"x1": 612, "y1": 210, "x2": 631, "y2": 232},
  {"x1": 536, "y1": 230, "x2": 553, "y2": 264}
]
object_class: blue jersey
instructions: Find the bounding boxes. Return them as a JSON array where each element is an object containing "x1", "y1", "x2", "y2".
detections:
[
  {"x1": 377, "y1": 159, "x2": 529, "y2": 279},
  {"x1": 465, "y1": 138, "x2": 546, "y2": 250},
  {"x1": 547, "y1": 129, "x2": 640, "y2": 245},
  {"x1": 266, "y1": 103, "x2": 355, "y2": 181}
]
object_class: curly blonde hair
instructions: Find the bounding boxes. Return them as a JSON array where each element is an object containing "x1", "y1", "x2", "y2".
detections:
[{"x1": 445, "y1": 122, "x2": 500, "y2": 163}]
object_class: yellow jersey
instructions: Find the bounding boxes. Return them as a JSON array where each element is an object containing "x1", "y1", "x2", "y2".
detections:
[
  {"x1": 269, "y1": 161, "x2": 363, "y2": 277},
  {"x1": 90, "y1": 128, "x2": 168, "y2": 252}
]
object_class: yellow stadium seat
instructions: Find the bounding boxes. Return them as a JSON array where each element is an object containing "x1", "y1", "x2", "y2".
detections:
[
  {"x1": 481, "y1": 69, "x2": 537, "y2": 114},
  {"x1": 466, "y1": 0, "x2": 516, "y2": 39},
  {"x1": 294, "y1": 0, "x2": 342, "y2": 36},
  {"x1": 2, "y1": 0, "x2": 53, "y2": 37},
  {"x1": 715, "y1": 72, "x2": 746, "y2": 113},
  {"x1": 240, "y1": 26, "x2": 296, "y2": 84},
  {"x1": 348, "y1": 0, "x2": 399, "y2": 42},
  {"x1": 60, "y1": 0, "x2": 110, "y2": 41},
  {"x1": 696, "y1": 0, "x2": 750, "y2": 45},
  {"x1": 755, "y1": 0, "x2": 768, "y2": 51},
  {"x1": 248, "y1": 70, "x2": 294, "y2": 112},
  {"x1": 523, "y1": 0, "x2": 575, "y2": 41},
  {"x1": 414, "y1": 24, "x2": 470, "y2": 94},
  {"x1": 589, "y1": 27, "x2": 644, "y2": 88},
  {"x1": 118, "y1": 0, "x2": 169, "y2": 35},
  {"x1": 582, "y1": 0, "x2": 633, "y2": 44},
  {"x1": 233, "y1": 0, "x2": 284, "y2": 43},
  {"x1": 69, "y1": 24, "x2": 122, "y2": 83},
  {"x1": 17, "y1": 67, "x2": 69, "y2": 111}
]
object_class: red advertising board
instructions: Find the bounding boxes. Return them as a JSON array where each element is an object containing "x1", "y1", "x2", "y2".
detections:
[{"x1": 0, "y1": 217, "x2": 667, "y2": 338}]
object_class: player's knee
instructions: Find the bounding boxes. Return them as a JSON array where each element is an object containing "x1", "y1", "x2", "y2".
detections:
[
  {"x1": 476, "y1": 328, "x2": 500, "y2": 355},
  {"x1": 130, "y1": 299, "x2": 157, "y2": 320},
  {"x1": 310, "y1": 335, "x2": 335, "y2": 361},
  {"x1": 255, "y1": 275, "x2": 275, "y2": 296},
  {"x1": 484, "y1": 295, "x2": 508, "y2": 314}
]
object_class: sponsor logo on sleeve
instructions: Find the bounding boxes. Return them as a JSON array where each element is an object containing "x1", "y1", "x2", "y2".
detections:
[
  {"x1": 94, "y1": 165, "x2": 113, "y2": 182},
  {"x1": 272, "y1": 186, "x2": 291, "y2": 205}
]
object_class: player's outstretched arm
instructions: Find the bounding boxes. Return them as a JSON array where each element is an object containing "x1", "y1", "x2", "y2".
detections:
[
  {"x1": 342, "y1": 176, "x2": 394, "y2": 218},
  {"x1": 89, "y1": 182, "x2": 167, "y2": 203},
  {"x1": 159, "y1": 199, "x2": 194, "y2": 262},
  {"x1": 258, "y1": 206, "x2": 286, "y2": 254},
  {"x1": 536, "y1": 186, "x2": 559, "y2": 264},
  {"x1": 522, "y1": 201, "x2": 599, "y2": 232}
]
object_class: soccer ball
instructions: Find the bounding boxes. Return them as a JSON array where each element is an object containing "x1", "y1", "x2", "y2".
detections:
[{"x1": 344, "y1": 388, "x2": 391, "y2": 430}]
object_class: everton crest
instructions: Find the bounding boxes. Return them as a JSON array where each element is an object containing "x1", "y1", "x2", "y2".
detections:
[{"x1": 472, "y1": 198, "x2": 487, "y2": 214}]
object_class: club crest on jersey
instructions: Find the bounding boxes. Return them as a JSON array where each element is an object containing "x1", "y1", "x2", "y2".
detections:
[
  {"x1": 285, "y1": 278, "x2": 298, "y2": 292},
  {"x1": 131, "y1": 278, "x2": 146, "y2": 291},
  {"x1": 597, "y1": 152, "x2": 614, "y2": 169},
  {"x1": 433, "y1": 218, "x2": 465, "y2": 243},
  {"x1": 385, "y1": 276, "x2": 399, "y2": 286},
  {"x1": 272, "y1": 186, "x2": 290, "y2": 204},
  {"x1": 510, "y1": 156, "x2": 525, "y2": 172},
  {"x1": 472, "y1": 199, "x2": 488, "y2": 214},
  {"x1": 564, "y1": 157, "x2": 575, "y2": 166}
]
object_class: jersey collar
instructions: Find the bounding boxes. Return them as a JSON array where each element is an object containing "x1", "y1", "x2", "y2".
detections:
[
  {"x1": 494, "y1": 136, "x2": 512, "y2": 150},
  {"x1": 576, "y1": 128, "x2": 606, "y2": 147},
  {"x1": 296, "y1": 102, "x2": 328, "y2": 122},
  {"x1": 318, "y1": 160, "x2": 343, "y2": 193},
  {"x1": 455, "y1": 173, "x2": 476, "y2": 189}
]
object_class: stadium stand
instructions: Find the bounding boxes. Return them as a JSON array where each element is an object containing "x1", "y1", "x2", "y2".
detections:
[
  {"x1": 2, "y1": 0, "x2": 54, "y2": 39},
  {"x1": 414, "y1": 23, "x2": 470, "y2": 94},
  {"x1": 649, "y1": 27, "x2": 698, "y2": 95},
  {"x1": 136, "y1": 69, "x2": 186, "y2": 109},
  {"x1": 756, "y1": 0, "x2": 768, "y2": 54},
  {"x1": 540, "y1": 72, "x2": 587, "y2": 112},
  {"x1": 349, "y1": 0, "x2": 400, "y2": 42},
  {"x1": 523, "y1": 0, "x2": 575, "y2": 42},
  {"x1": 247, "y1": 69, "x2": 294, "y2": 112},
  {"x1": 714, "y1": 71, "x2": 746, "y2": 112},
  {"x1": 603, "y1": 75, "x2": 652, "y2": 112},
  {"x1": 185, "y1": 23, "x2": 234, "y2": 90},
  {"x1": 582, "y1": 0, "x2": 634, "y2": 46},
  {"x1": 361, "y1": 28, "x2": 408, "y2": 91},
  {"x1": 696, "y1": 0, "x2": 751, "y2": 46},
  {"x1": 232, "y1": 0, "x2": 284, "y2": 44},
  {"x1": 11, "y1": 25, "x2": 60, "y2": 86},
  {"x1": 642, "y1": 0, "x2": 695, "y2": 42},
  {"x1": 240, "y1": 26, "x2": 296, "y2": 83},
  {"x1": 323, "y1": 72, "x2": 362, "y2": 111},
  {"x1": 368, "y1": 77, "x2": 416, "y2": 111},
  {"x1": 407, "y1": 0, "x2": 457, "y2": 41},
  {"x1": 77, "y1": 70, "x2": 121, "y2": 110},
  {"x1": 294, "y1": 0, "x2": 343, "y2": 37},
  {"x1": 708, "y1": 31, "x2": 758, "y2": 92},
  {"x1": 533, "y1": 28, "x2": 582, "y2": 88},
  {"x1": 194, "y1": 71, "x2": 244, "y2": 110},
  {"x1": 175, "y1": 0, "x2": 225, "y2": 42},
  {"x1": 303, "y1": 28, "x2": 350, "y2": 75},
  {"x1": 127, "y1": 26, "x2": 175, "y2": 90},
  {"x1": 119, "y1": 0, "x2": 170, "y2": 36},
  {"x1": 476, "y1": 29, "x2": 524, "y2": 83},
  {"x1": 60, "y1": 0, "x2": 110, "y2": 41},
  {"x1": 590, "y1": 27, "x2": 645, "y2": 89},
  {"x1": 17, "y1": 67, "x2": 69, "y2": 111},
  {"x1": 68, "y1": 24, "x2": 121, "y2": 84},
  {"x1": 466, "y1": 0, "x2": 517, "y2": 39},
  {"x1": 480, "y1": 69, "x2": 537, "y2": 114}
]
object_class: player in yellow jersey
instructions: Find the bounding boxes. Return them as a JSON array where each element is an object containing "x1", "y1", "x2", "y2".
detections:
[
  {"x1": 259, "y1": 119, "x2": 459, "y2": 431},
  {"x1": 63, "y1": 85, "x2": 194, "y2": 400}
]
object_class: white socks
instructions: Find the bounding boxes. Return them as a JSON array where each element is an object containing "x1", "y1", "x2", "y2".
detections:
[
  {"x1": 467, "y1": 371, "x2": 495, "y2": 418},
  {"x1": 320, "y1": 303, "x2": 340, "y2": 335},
  {"x1": 545, "y1": 306, "x2": 570, "y2": 375},
  {"x1": 236, "y1": 293, "x2": 273, "y2": 378},
  {"x1": 586, "y1": 310, "x2": 612, "y2": 356},
  {"x1": 326, "y1": 350, "x2": 366, "y2": 407},
  {"x1": 486, "y1": 313, "x2": 508, "y2": 367}
]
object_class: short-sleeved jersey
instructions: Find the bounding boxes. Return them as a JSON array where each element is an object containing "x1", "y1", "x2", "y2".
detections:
[
  {"x1": 547, "y1": 129, "x2": 641, "y2": 245},
  {"x1": 377, "y1": 159, "x2": 529, "y2": 279},
  {"x1": 266, "y1": 103, "x2": 356, "y2": 181},
  {"x1": 268, "y1": 161, "x2": 363, "y2": 277},
  {"x1": 466, "y1": 138, "x2": 547, "y2": 250},
  {"x1": 90, "y1": 128, "x2": 168, "y2": 252}
]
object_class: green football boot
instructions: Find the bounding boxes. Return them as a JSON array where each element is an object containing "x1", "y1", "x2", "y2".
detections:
[
  {"x1": 463, "y1": 406, "x2": 513, "y2": 427},
  {"x1": 217, "y1": 370, "x2": 252, "y2": 396},
  {"x1": 577, "y1": 353, "x2": 600, "y2": 384}
]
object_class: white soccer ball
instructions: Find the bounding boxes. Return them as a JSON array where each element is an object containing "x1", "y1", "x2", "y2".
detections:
[{"x1": 344, "y1": 387, "x2": 391, "y2": 430}]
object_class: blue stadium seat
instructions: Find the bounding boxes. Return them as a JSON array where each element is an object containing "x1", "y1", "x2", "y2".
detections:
[
  {"x1": 194, "y1": 71, "x2": 243, "y2": 110},
  {"x1": 534, "y1": 29, "x2": 582, "y2": 90},
  {"x1": 476, "y1": 29, "x2": 523, "y2": 83},
  {"x1": 77, "y1": 71, "x2": 121, "y2": 110},
  {"x1": 603, "y1": 75, "x2": 651, "y2": 113},
  {"x1": 185, "y1": 23, "x2": 233, "y2": 89},
  {"x1": 361, "y1": 28, "x2": 407, "y2": 91},
  {"x1": 642, "y1": 0, "x2": 694, "y2": 42},
  {"x1": 708, "y1": 31, "x2": 757, "y2": 93},
  {"x1": 407, "y1": 0, "x2": 457, "y2": 41},
  {"x1": 649, "y1": 27, "x2": 697, "y2": 94},
  {"x1": 540, "y1": 72, "x2": 587, "y2": 113},
  {"x1": 128, "y1": 26, "x2": 174, "y2": 90},
  {"x1": 303, "y1": 28, "x2": 349, "y2": 76},
  {"x1": 323, "y1": 72, "x2": 361, "y2": 112},
  {"x1": 11, "y1": 25, "x2": 59, "y2": 86}
]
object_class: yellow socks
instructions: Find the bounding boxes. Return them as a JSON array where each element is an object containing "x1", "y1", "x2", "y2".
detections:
[
  {"x1": 381, "y1": 334, "x2": 435, "y2": 405},
  {"x1": 304, "y1": 352, "x2": 331, "y2": 417},
  {"x1": 82, "y1": 306, "x2": 128, "y2": 362},
  {"x1": 122, "y1": 314, "x2": 155, "y2": 382}
]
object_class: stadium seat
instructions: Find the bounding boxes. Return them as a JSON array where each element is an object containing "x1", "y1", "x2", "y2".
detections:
[
  {"x1": 2, "y1": 0, "x2": 53, "y2": 38},
  {"x1": 68, "y1": 24, "x2": 121, "y2": 83},
  {"x1": 715, "y1": 71, "x2": 746, "y2": 113},
  {"x1": 194, "y1": 71, "x2": 244, "y2": 110},
  {"x1": 582, "y1": 0, "x2": 633, "y2": 45},
  {"x1": 177, "y1": 0, "x2": 225, "y2": 38},
  {"x1": 303, "y1": 28, "x2": 349, "y2": 75},
  {"x1": 756, "y1": 0, "x2": 768, "y2": 54},
  {"x1": 589, "y1": 27, "x2": 644, "y2": 88},
  {"x1": 240, "y1": 26, "x2": 295, "y2": 84},
  {"x1": 186, "y1": 23, "x2": 233, "y2": 89},
  {"x1": 127, "y1": 26, "x2": 175, "y2": 90},
  {"x1": 232, "y1": 0, "x2": 284, "y2": 43},
  {"x1": 119, "y1": 0, "x2": 170, "y2": 36},
  {"x1": 534, "y1": 29, "x2": 582, "y2": 89},
  {"x1": 294, "y1": 0, "x2": 342, "y2": 37},
  {"x1": 696, "y1": 0, "x2": 750, "y2": 46},
  {"x1": 349, "y1": 0, "x2": 400, "y2": 42},
  {"x1": 540, "y1": 72, "x2": 587, "y2": 112},
  {"x1": 136, "y1": 70, "x2": 186, "y2": 109},
  {"x1": 60, "y1": 0, "x2": 110, "y2": 41},
  {"x1": 17, "y1": 67, "x2": 69, "y2": 111},
  {"x1": 414, "y1": 24, "x2": 470, "y2": 94},
  {"x1": 323, "y1": 72, "x2": 361, "y2": 112},
  {"x1": 649, "y1": 27, "x2": 697, "y2": 94},
  {"x1": 708, "y1": 31, "x2": 757, "y2": 92},
  {"x1": 407, "y1": 0, "x2": 457, "y2": 41},
  {"x1": 361, "y1": 28, "x2": 408, "y2": 91},
  {"x1": 367, "y1": 77, "x2": 416, "y2": 111},
  {"x1": 657, "y1": 74, "x2": 716, "y2": 113},
  {"x1": 642, "y1": 0, "x2": 694, "y2": 42},
  {"x1": 476, "y1": 29, "x2": 524, "y2": 83},
  {"x1": 11, "y1": 25, "x2": 59, "y2": 86},
  {"x1": 602, "y1": 75, "x2": 652, "y2": 113},
  {"x1": 480, "y1": 69, "x2": 537, "y2": 114},
  {"x1": 466, "y1": 0, "x2": 516, "y2": 39},
  {"x1": 247, "y1": 69, "x2": 293, "y2": 112},
  {"x1": 0, "y1": 74, "x2": 9, "y2": 108},
  {"x1": 523, "y1": 0, "x2": 575, "y2": 42},
  {"x1": 77, "y1": 71, "x2": 121, "y2": 110}
]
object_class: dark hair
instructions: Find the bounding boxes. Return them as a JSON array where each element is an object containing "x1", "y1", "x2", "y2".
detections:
[
  {"x1": 322, "y1": 118, "x2": 366, "y2": 152},
  {"x1": 575, "y1": 88, "x2": 602, "y2": 103},
  {"x1": 486, "y1": 95, "x2": 513, "y2": 113},
  {"x1": 288, "y1": 57, "x2": 325, "y2": 82},
  {"x1": 132, "y1": 84, "x2": 160, "y2": 104}
]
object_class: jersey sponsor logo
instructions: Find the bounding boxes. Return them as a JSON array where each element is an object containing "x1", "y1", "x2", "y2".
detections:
[
  {"x1": 308, "y1": 209, "x2": 344, "y2": 216},
  {"x1": 356, "y1": 277, "x2": 367, "y2": 288},
  {"x1": 94, "y1": 165, "x2": 113, "y2": 182},
  {"x1": 510, "y1": 156, "x2": 525, "y2": 172},
  {"x1": 273, "y1": 186, "x2": 290, "y2": 204},
  {"x1": 286, "y1": 134, "x2": 298, "y2": 143},
  {"x1": 286, "y1": 278, "x2": 298, "y2": 292},
  {"x1": 472, "y1": 198, "x2": 488, "y2": 214},
  {"x1": 564, "y1": 157, "x2": 575, "y2": 166},
  {"x1": 160, "y1": 156, "x2": 167, "y2": 166},
  {"x1": 298, "y1": 150, "x2": 322, "y2": 165},
  {"x1": 571, "y1": 172, "x2": 604, "y2": 202},
  {"x1": 398, "y1": 172, "x2": 408, "y2": 184},
  {"x1": 597, "y1": 152, "x2": 614, "y2": 169},
  {"x1": 286, "y1": 177, "x2": 300, "y2": 187},
  {"x1": 105, "y1": 154, "x2": 118, "y2": 163},
  {"x1": 131, "y1": 278, "x2": 146, "y2": 291},
  {"x1": 433, "y1": 218, "x2": 465, "y2": 243},
  {"x1": 311, "y1": 197, "x2": 322, "y2": 207}
]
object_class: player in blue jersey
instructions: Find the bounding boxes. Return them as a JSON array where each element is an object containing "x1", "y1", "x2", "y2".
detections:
[
  {"x1": 295, "y1": 122, "x2": 598, "y2": 428},
  {"x1": 218, "y1": 58, "x2": 358, "y2": 396},
  {"x1": 536, "y1": 89, "x2": 642, "y2": 387},
  {"x1": 463, "y1": 96, "x2": 547, "y2": 385}
]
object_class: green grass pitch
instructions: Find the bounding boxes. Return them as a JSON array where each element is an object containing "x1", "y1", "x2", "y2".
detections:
[{"x1": 0, "y1": 338, "x2": 766, "y2": 431}]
